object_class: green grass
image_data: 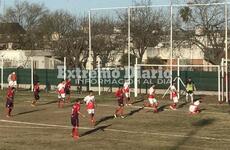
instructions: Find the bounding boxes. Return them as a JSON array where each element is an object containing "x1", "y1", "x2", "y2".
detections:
[{"x1": 0, "y1": 90, "x2": 229, "y2": 150}]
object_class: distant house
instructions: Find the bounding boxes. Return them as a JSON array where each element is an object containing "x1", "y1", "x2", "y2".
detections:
[
  {"x1": 0, "y1": 23, "x2": 63, "y2": 69},
  {"x1": 0, "y1": 49, "x2": 62, "y2": 69},
  {"x1": 0, "y1": 23, "x2": 26, "y2": 50}
]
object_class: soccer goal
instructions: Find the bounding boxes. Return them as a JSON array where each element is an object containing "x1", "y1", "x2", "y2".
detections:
[{"x1": 134, "y1": 61, "x2": 221, "y2": 102}]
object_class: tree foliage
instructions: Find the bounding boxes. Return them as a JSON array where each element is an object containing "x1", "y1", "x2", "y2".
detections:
[{"x1": 178, "y1": 0, "x2": 227, "y2": 64}]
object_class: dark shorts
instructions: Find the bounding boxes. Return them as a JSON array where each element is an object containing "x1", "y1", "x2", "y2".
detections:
[
  {"x1": 34, "y1": 92, "x2": 40, "y2": 100},
  {"x1": 117, "y1": 98, "x2": 124, "y2": 107},
  {"x1": 65, "y1": 89, "x2": 70, "y2": 95},
  {"x1": 187, "y1": 90, "x2": 193, "y2": 94},
  {"x1": 6, "y1": 98, "x2": 14, "y2": 108},
  {"x1": 71, "y1": 116, "x2": 79, "y2": 127}
]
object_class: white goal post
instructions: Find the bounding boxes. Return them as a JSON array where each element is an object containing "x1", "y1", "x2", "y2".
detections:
[
  {"x1": 134, "y1": 62, "x2": 221, "y2": 102},
  {"x1": 221, "y1": 58, "x2": 230, "y2": 102}
]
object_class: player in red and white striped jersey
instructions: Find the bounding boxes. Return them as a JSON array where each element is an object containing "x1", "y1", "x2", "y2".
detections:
[
  {"x1": 84, "y1": 90, "x2": 96, "y2": 126},
  {"x1": 144, "y1": 84, "x2": 159, "y2": 113},
  {"x1": 57, "y1": 80, "x2": 66, "y2": 108},
  {"x1": 189, "y1": 100, "x2": 201, "y2": 114},
  {"x1": 169, "y1": 82, "x2": 179, "y2": 110},
  {"x1": 123, "y1": 80, "x2": 132, "y2": 106}
]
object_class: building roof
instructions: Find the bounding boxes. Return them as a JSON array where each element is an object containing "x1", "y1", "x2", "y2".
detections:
[{"x1": 0, "y1": 23, "x2": 26, "y2": 35}]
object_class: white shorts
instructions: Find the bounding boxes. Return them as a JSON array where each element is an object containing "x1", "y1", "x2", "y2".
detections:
[
  {"x1": 87, "y1": 109, "x2": 95, "y2": 114},
  {"x1": 58, "y1": 93, "x2": 65, "y2": 99},
  {"x1": 9, "y1": 81, "x2": 17, "y2": 87},
  {"x1": 148, "y1": 98, "x2": 157, "y2": 105},
  {"x1": 189, "y1": 105, "x2": 197, "y2": 113},
  {"x1": 173, "y1": 97, "x2": 178, "y2": 103},
  {"x1": 125, "y1": 93, "x2": 130, "y2": 98}
]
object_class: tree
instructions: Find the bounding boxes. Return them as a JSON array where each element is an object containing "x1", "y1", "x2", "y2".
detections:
[
  {"x1": 91, "y1": 16, "x2": 125, "y2": 68},
  {"x1": 119, "y1": 53, "x2": 137, "y2": 66},
  {"x1": 146, "y1": 57, "x2": 165, "y2": 64},
  {"x1": 0, "y1": 1, "x2": 48, "y2": 49},
  {"x1": 38, "y1": 11, "x2": 89, "y2": 68},
  {"x1": 118, "y1": 0, "x2": 168, "y2": 63},
  {"x1": 0, "y1": 1, "x2": 48, "y2": 30},
  {"x1": 178, "y1": 0, "x2": 227, "y2": 64}
]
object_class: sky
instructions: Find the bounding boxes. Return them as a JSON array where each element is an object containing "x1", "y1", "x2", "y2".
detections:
[
  {"x1": 2, "y1": 0, "x2": 170, "y2": 14},
  {"x1": 3, "y1": 0, "x2": 230, "y2": 15}
]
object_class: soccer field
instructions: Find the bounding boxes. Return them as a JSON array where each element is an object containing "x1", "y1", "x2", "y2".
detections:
[{"x1": 0, "y1": 90, "x2": 229, "y2": 150}]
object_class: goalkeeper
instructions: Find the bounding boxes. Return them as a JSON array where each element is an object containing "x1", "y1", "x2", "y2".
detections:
[{"x1": 185, "y1": 77, "x2": 196, "y2": 103}]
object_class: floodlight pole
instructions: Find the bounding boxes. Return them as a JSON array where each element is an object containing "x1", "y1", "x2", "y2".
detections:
[
  {"x1": 128, "y1": 7, "x2": 131, "y2": 84},
  {"x1": 88, "y1": 10, "x2": 92, "y2": 91},
  {"x1": 97, "y1": 55, "x2": 101, "y2": 95},
  {"x1": 225, "y1": 2, "x2": 228, "y2": 102},
  {"x1": 170, "y1": 2, "x2": 173, "y2": 99}
]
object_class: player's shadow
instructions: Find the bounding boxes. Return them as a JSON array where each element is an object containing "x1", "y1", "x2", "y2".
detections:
[
  {"x1": 158, "y1": 104, "x2": 169, "y2": 112},
  {"x1": 14, "y1": 108, "x2": 46, "y2": 116},
  {"x1": 131, "y1": 99, "x2": 145, "y2": 105},
  {"x1": 126, "y1": 107, "x2": 144, "y2": 117},
  {"x1": 95, "y1": 115, "x2": 114, "y2": 126},
  {"x1": 80, "y1": 124, "x2": 112, "y2": 137},
  {"x1": 170, "y1": 118, "x2": 215, "y2": 150},
  {"x1": 178, "y1": 102, "x2": 189, "y2": 109},
  {"x1": 39, "y1": 100, "x2": 57, "y2": 106}
]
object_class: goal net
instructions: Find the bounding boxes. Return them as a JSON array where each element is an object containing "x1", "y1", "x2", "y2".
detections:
[{"x1": 134, "y1": 63, "x2": 221, "y2": 102}]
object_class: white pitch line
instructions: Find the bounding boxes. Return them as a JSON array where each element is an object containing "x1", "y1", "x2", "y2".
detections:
[
  {"x1": 0, "y1": 119, "x2": 230, "y2": 142},
  {"x1": 0, "y1": 125, "x2": 65, "y2": 129},
  {"x1": 99, "y1": 104, "x2": 229, "y2": 115},
  {"x1": 0, "y1": 119, "x2": 89, "y2": 130}
]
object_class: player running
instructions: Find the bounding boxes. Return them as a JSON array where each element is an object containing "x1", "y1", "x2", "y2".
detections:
[
  {"x1": 57, "y1": 80, "x2": 66, "y2": 108},
  {"x1": 71, "y1": 99, "x2": 85, "y2": 140},
  {"x1": 65, "y1": 78, "x2": 71, "y2": 103},
  {"x1": 5, "y1": 87, "x2": 16, "y2": 117},
  {"x1": 123, "y1": 80, "x2": 132, "y2": 106},
  {"x1": 186, "y1": 77, "x2": 196, "y2": 103},
  {"x1": 31, "y1": 82, "x2": 40, "y2": 106},
  {"x1": 144, "y1": 84, "x2": 159, "y2": 113},
  {"x1": 169, "y1": 82, "x2": 179, "y2": 110},
  {"x1": 84, "y1": 90, "x2": 96, "y2": 126},
  {"x1": 114, "y1": 86, "x2": 125, "y2": 118},
  {"x1": 189, "y1": 100, "x2": 201, "y2": 114}
]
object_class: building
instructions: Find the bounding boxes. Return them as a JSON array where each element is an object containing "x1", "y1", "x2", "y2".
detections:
[{"x1": 0, "y1": 49, "x2": 62, "y2": 69}]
